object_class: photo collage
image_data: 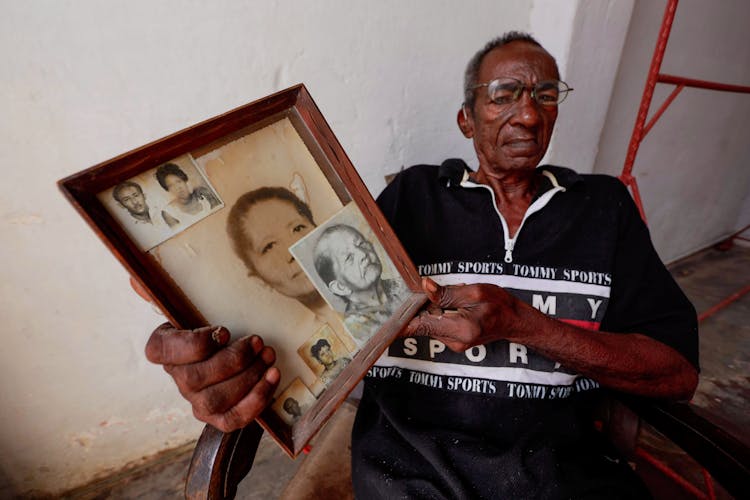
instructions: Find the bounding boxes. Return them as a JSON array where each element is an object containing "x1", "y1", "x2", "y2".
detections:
[{"x1": 97, "y1": 118, "x2": 408, "y2": 427}]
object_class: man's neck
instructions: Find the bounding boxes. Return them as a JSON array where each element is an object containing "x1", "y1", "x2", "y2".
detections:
[
  {"x1": 472, "y1": 168, "x2": 539, "y2": 204},
  {"x1": 347, "y1": 281, "x2": 387, "y2": 309},
  {"x1": 472, "y1": 168, "x2": 541, "y2": 238},
  {"x1": 131, "y1": 210, "x2": 152, "y2": 223}
]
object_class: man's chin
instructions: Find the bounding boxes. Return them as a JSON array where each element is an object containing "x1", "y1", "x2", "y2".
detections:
[
  {"x1": 362, "y1": 267, "x2": 382, "y2": 288},
  {"x1": 496, "y1": 154, "x2": 543, "y2": 172}
]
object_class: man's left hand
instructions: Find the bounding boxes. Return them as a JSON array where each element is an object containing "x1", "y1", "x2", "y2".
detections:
[{"x1": 405, "y1": 277, "x2": 521, "y2": 352}]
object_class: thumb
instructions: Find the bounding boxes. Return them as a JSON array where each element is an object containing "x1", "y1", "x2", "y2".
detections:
[
  {"x1": 421, "y1": 277, "x2": 441, "y2": 303},
  {"x1": 422, "y1": 277, "x2": 465, "y2": 310},
  {"x1": 130, "y1": 276, "x2": 153, "y2": 304}
]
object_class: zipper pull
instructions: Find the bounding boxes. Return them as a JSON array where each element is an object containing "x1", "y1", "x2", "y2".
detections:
[{"x1": 504, "y1": 240, "x2": 515, "y2": 263}]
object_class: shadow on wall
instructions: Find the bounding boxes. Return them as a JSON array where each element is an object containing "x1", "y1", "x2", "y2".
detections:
[{"x1": 0, "y1": 466, "x2": 19, "y2": 498}]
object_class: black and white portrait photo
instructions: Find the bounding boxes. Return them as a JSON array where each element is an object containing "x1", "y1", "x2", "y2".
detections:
[
  {"x1": 297, "y1": 324, "x2": 352, "y2": 389},
  {"x1": 97, "y1": 154, "x2": 224, "y2": 250},
  {"x1": 290, "y1": 203, "x2": 409, "y2": 346},
  {"x1": 146, "y1": 119, "x2": 357, "y2": 402},
  {"x1": 155, "y1": 161, "x2": 222, "y2": 229},
  {"x1": 271, "y1": 378, "x2": 317, "y2": 426}
]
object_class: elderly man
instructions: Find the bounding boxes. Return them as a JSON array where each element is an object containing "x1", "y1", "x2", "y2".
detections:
[
  {"x1": 145, "y1": 32, "x2": 698, "y2": 498},
  {"x1": 313, "y1": 224, "x2": 407, "y2": 344}
]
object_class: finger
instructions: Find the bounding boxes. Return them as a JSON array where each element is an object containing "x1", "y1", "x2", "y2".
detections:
[
  {"x1": 422, "y1": 277, "x2": 469, "y2": 311},
  {"x1": 421, "y1": 277, "x2": 442, "y2": 303},
  {"x1": 405, "y1": 308, "x2": 479, "y2": 343},
  {"x1": 129, "y1": 277, "x2": 153, "y2": 304},
  {"x1": 145, "y1": 323, "x2": 230, "y2": 365},
  {"x1": 189, "y1": 343, "x2": 276, "y2": 417},
  {"x1": 168, "y1": 336, "x2": 270, "y2": 393},
  {"x1": 200, "y1": 367, "x2": 281, "y2": 433}
]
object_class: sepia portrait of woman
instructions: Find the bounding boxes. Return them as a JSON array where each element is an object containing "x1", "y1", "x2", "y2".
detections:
[
  {"x1": 226, "y1": 186, "x2": 353, "y2": 351},
  {"x1": 155, "y1": 162, "x2": 221, "y2": 228}
]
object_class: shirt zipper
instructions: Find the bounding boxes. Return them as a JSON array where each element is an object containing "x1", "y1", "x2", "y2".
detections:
[{"x1": 461, "y1": 170, "x2": 566, "y2": 264}]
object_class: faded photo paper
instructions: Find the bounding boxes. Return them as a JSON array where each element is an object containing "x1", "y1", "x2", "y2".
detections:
[
  {"x1": 147, "y1": 118, "x2": 358, "y2": 424},
  {"x1": 290, "y1": 202, "x2": 410, "y2": 347},
  {"x1": 97, "y1": 155, "x2": 223, "y2": 251},
  {"x1": 297, "y1": 324, "x2": 352, "y2": 391},
  {"x1": 272, "y1": 378, "x2": 317, "y2": 426}
]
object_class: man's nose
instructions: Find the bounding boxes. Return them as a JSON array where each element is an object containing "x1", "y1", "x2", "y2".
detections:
[
  {"x1": 355, "y1": 248, "x2": 368, "y2": 263},
  {"x1": 509, "y1": 90, "x2": 542, "y2": 128}
]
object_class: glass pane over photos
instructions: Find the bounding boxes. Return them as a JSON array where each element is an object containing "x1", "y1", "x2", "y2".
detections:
[{"x1": 97, "y1": 118, "x2": 409, "y2": 427}]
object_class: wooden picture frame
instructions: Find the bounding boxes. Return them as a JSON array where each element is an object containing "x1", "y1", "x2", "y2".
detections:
[{"x1": 58, "y1": 84, "x2": 427, "y2": 457}]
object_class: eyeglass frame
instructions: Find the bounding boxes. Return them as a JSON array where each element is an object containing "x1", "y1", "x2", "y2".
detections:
[{"x1": 470, "y1": 77, "x2": 574, "y2": 107}]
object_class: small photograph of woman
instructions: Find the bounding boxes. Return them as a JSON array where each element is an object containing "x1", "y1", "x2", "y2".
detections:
[
  {"x1": 300, "y1": 331, "x2": 351, "y2": 388},
  {"x1": 155, "y1": 161, "x2": 222, "y2": 229}
]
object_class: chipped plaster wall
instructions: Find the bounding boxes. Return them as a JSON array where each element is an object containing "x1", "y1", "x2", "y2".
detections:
[{"x1": 0, "y1": 0, "x2": 602, "y2": 495}]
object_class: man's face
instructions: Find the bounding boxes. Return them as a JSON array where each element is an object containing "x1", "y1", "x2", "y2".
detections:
[
  {"x1": 285, "y1": 399, "x2": 301, "y2": 416},
  {"x1": 327, "y1": 227, "x2": 382, "y2": 292},
  {"x1": 118, "y1": 186, "x2": 148, "y2": 216},
  {"x1": 465, "y1": 41, "x2": 559, "y2": 176}
]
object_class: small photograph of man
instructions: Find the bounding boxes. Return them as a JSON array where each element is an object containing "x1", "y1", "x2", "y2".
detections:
[
  {"x1": 282, "y1": 397, "x2": 302, "y2": 420},
  {"x1": 112, "y1": 181, "x2": 156, "y2": 224},
  {"x1": 271, "y1": 378, "x2": 316, "y2": 426},
  {"x1": 103, "y1": 178, "x2": 171, "y2": 250},
  {"x1": 290, "y1": 202, "x2": 409, "y2": 346}
]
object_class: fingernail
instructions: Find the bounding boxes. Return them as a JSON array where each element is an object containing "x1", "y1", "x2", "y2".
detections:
[
  {"x1": 250, "y1": 335, "x2": 263, "y2": 352},
  {"x1": 265, "y1": 367, "x2": 280, "y2": 384},
  {"x1": 423, "y1": 277, "x2": 438, "y2": 293},
  {"x1": 211, "y1": 327, "x2": 229, "y2": 345},
  {"x1": 261, "y1": 347, "x2": 275, "y2": 364}
]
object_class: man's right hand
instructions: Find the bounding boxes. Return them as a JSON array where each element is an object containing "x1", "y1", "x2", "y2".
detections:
[{"x1": 145, "y1": 323, "x2": 280, "y2": 432}]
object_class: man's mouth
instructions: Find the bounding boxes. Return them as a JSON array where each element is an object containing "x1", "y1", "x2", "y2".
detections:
[
  {"x1": 502, "y1": 137, "x2": 540, "y2": 156},
  {"x1": 505, "y1": 137, "x2": 537, "y2": 147}
]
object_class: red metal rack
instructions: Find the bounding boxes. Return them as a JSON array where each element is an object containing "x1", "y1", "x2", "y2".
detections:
[
  {"x1": 620, "y1": 0, "x2": 750, "y2": 222},
  {"x1": 620, "y1": 1, "x2": 750, "y2": 498}
]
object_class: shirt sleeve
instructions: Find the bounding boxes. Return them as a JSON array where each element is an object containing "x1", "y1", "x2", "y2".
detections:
[{"x1": 599, "y1": 180, "x2": 699, "y2": 370}]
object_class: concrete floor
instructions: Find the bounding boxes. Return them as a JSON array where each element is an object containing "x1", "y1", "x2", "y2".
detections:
[
  {"x1": 635, "y1": 243, "x2": 750, "y2": 499},
  {"x1": 60, "y1": 244, "x2": 749, "y2": 499},
  {"x1": 671, "y1": 246, "x2": 750, "y2": 446}
]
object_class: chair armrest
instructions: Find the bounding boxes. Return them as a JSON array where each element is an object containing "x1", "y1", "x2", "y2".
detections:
[
  {"x1": 620, "y1": 397, "x2": 750, "y2": 499},
  {"x1": 185, "y1": 422, "x2": 264, "y2": 500}
]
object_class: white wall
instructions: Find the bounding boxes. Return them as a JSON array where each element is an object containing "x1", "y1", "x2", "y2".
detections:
[
  {"x1": 594, "y1": 0, "x2": 750, "y2": 262},
  {"x1": 1, "y1": 0, "x2": 592, "y2": 495},
  {"x1": 539, "y1": 0, "x2": 636, "y2": 173}
]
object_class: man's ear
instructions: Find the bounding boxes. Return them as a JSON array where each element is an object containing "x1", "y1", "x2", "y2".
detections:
[
  {"x1": 328, "y1": 280, "x2": 351, "y2": 297},
  {"x1": 457, "y1": 105, "x2": 474, "y2": 138}
]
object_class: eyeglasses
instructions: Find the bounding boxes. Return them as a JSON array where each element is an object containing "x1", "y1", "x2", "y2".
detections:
[{"x1": 471, "y1": 78, "x2": 573, "y2": 107}]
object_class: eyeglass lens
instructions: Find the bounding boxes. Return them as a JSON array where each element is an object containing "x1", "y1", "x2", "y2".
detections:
[{"x1": 489, "y1": 78, "x2": 570, "y2": 106}]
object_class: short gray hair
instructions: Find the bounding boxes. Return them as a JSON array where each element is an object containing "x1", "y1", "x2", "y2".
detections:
[{"x1": 463, "y1": 32, "x2": 547, "y2": 112}]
